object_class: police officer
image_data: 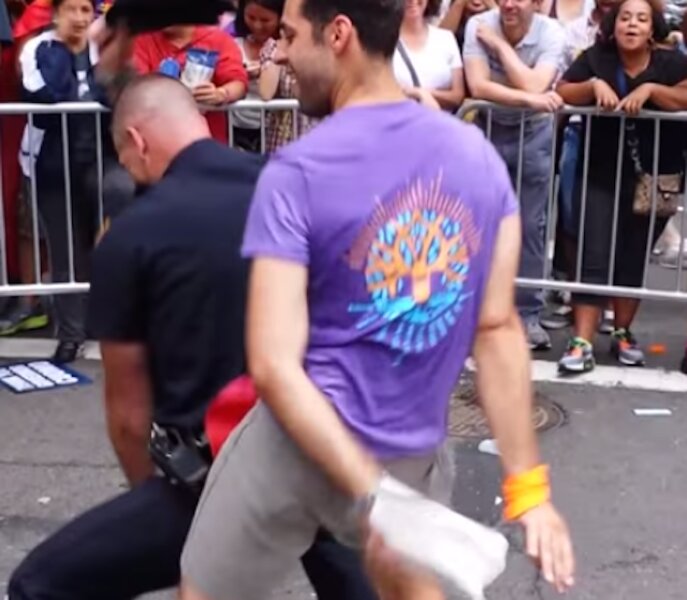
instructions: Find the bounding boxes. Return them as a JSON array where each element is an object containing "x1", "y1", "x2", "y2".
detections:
[{"x1": 7, "y1": 74, "x2": 378, "y2": 600}]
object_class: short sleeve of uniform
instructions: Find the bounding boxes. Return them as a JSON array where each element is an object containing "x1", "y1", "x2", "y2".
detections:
[
  {"x1": 212, "y1": 30, "x2": 248, "y2": 86},
  {"x1": 462, "y1": 14, "x2": 488, "y2": 61},
  {"x1": 657, "y1": 50, "x2": 687, "y2": 86},
  {"x1": 87, "y1": 227, "x2": 145, "y2": 341},
  {"x1": 561, "y1": 47, "x2": 594, "y2": 82},
  {"x1": 241, "y1": 157, "x2": 310, "y2": 265},
  {"x1": 537, "y1": 19, "x2": 566, "y2": 68}
]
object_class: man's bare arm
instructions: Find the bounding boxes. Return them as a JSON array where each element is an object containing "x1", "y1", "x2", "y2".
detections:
[
  {"x1": 101, "y1": 342, "x2": 155, "y2": 486},
  {"x1": 473, "y1": 213, "x2": 575, "y2": 592},
  {"x1": 465, "y1": 58, "x2": 537, "y2": 107},
  {"x1": 495, "y1": 42, "x2": 558, "y2": 93},
  {"x1": 247, "y1": 258, "x2": 380, "y2": 499},
  {"x1": 472, "y1": 214, "x2": 539, "y2": 475}
]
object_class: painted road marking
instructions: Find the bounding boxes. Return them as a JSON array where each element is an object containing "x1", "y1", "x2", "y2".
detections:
[{"x1": 633, "y1": 408, "x2": 673, "y2": 416}]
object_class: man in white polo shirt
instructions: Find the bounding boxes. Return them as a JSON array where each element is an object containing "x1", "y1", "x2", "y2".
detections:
[{"x1": 463, "y1": 0, "x2": 565, "y2": 351}]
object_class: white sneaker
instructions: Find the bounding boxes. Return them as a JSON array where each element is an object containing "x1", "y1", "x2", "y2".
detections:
[{"x1": 369, "y1": 474, "x2": 508, "y2": 599}]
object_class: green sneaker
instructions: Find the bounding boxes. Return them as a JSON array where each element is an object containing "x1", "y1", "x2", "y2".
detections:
[
  {"x1": 0, "y1": 305, "x2": 49, "y2": 336},
  {"x1": 558, "y1": 337, "x2": 595, "y2": 374}
]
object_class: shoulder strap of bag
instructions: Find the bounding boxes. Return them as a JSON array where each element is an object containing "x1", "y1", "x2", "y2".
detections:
[
  {"x1": 397, "y1": 41, "x2": 421, "y2": 88},
  {"x1": 615, "y1": 65, "x2": 643, "y2": 176}
]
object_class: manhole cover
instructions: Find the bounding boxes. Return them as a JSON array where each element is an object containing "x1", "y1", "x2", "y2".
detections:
[{"x1": 448, "y1": 376, "x2": 567, "y2": 440}]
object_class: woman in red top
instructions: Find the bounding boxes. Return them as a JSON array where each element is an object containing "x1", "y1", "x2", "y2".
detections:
[{"x1": 133, "y1": 25, "x2": 248, "y2": 143}]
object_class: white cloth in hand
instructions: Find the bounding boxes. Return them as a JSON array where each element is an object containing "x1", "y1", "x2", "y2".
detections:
[{"x1": 369, "y1": 474, "x2": 508, "y2": 600}]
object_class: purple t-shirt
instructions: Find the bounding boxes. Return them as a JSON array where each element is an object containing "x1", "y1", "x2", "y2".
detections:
[{"x1": 242, "y1": 101, "x2": 518, "y2": 458}]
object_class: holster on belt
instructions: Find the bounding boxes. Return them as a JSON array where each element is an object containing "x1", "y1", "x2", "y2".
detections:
[{"x1": 148, "y1": 423, "x2": 211, "y2": 492}]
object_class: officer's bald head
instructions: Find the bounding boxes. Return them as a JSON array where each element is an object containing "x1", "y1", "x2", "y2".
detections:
[{"x1": 111, "y1": 74, "x2": 211, "y2": 186}]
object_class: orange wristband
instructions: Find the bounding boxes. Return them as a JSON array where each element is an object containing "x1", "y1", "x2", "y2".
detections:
[{"x1": 502, "y1": 464, "x2": 551, "y2": 521}]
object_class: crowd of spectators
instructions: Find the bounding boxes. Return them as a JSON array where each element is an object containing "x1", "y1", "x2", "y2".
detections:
[{"x1": 0, "y1": 0, "x2": 686, "y2": 370}]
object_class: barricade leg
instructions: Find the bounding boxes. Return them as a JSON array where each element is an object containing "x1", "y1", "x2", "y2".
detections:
[{"x1": 38, "y1": 173, "x2": 90, "y2": 344}]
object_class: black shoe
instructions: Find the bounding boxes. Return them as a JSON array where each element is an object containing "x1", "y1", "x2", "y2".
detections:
[
  {"x1": 52, "y1": 341, "x2": 82, "y2": 364},
  {"x1": 681, "y1": 351, "x2": 687, "y2": 375}
]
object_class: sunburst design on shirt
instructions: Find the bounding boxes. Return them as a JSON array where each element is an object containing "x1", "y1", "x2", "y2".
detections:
[{"x1": 346, "y1": 172, "x2": 482, "y2": 362}]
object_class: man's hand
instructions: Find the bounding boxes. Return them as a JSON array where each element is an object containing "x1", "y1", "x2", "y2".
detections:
[
  {"x1": 617, "y1": 83, "x2": 654, "y2": 116},
  {"x1": 526, "y1": 91, "x2": 564, "y2": 113},
  {"x1": 90, "y1": 14, "x2": 137, "y2": 102},
  {"x1": 592, "y1": 78, "x2": 620, "y2": 111},
  {"x1": 192, "y1": 81, "x2": 227, "y2": 105},
  {"x1": 520, "y1": 501, "x2": 575, "y2": 593},
  {"x1": 476, "y1": 24, "x2": 504, "y2": 52},
  {"x1": 90, "y1": 16, "x2": 134, "y2": 80}
]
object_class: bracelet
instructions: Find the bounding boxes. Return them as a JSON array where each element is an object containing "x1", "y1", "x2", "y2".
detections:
[{"x1": 502, "y1": 464, "x2": 551, "y2": 521}]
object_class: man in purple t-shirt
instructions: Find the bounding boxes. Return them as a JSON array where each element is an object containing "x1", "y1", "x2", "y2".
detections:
[{"x1": 179, "y1": 0, "x2": 575, "y2": 598}]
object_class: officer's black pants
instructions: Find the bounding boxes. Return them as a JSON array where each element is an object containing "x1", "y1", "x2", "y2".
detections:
[{"x1": 8, "y1": 477, "x2": 378, "y2": 600}]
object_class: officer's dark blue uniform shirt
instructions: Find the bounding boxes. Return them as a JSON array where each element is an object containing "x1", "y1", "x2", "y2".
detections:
[{"x1": 88, "y1": 139, "x2": 264, "y2": 430}]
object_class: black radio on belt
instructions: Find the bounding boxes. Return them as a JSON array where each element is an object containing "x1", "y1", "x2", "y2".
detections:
[{"x1": 149, "y1": 423, "x2": 211, "y2": 491}]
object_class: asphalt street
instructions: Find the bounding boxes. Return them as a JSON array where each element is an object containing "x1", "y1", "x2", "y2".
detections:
[
  {"x1": 0, "y1": 357, "x2": 686, "y2": 599},
  {"x1": 1, "y1": 259, "x2": 686, "y2": 599}
]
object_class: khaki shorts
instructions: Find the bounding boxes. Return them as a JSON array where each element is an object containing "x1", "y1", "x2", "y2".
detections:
[{"x1": 181, "y1": 402, "x2": 450, "y2": 600}]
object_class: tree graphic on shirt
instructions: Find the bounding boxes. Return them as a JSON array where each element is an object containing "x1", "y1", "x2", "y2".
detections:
[
  {"x1": 346, "y1": 173, "x2": 482, "y2": 359},
  {"x1": 365, "y1": 207, "x2": 470, "y2": 305}
]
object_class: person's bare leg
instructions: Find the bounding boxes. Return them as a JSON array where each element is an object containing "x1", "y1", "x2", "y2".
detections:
[
  {"x1": 179, "y1": 579, "x2": 214, "y2": 600},
  {"x1": 365, "y1": 533, "x2": 445, "y2": 600},
  {"x1": 572, "y1": 304, "x2": 601, "y2": 343},
  {"x1": 612, "y1": 298, "x2": 641, "y2": 330},
  {"x1": 18, "y1": 237, "x2": 38, "y2": 308},
  {"x1": 376, "y1": 574, "x2": 445, "y2": 600},
  {"x1": 19, "y1": 235, "x2": 49, "y2": 297}
]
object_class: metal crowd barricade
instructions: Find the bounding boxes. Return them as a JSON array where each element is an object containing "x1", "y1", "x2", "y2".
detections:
[
  {"x1": 457, "y1": 100, "x2": 687, "y2": 302},
  {"x1": 0, "y1": 99, "x2": 299, "y2": 298},
  {"x1": 2, "y1": 99, "x2": 687, "y2": 303}
]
